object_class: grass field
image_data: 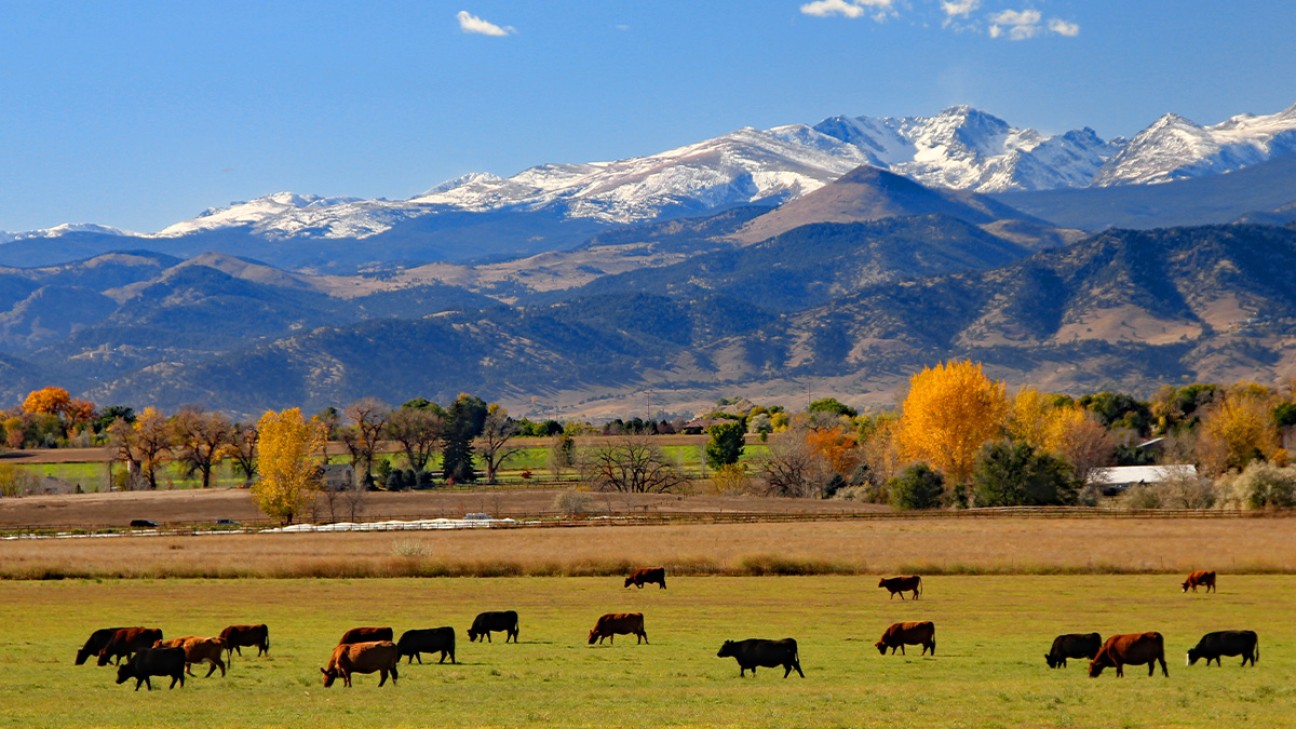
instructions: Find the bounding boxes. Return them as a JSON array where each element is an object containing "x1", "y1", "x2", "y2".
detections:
[{"x1": 0, "y1": 575, "x2": 1290, "y2": 728}]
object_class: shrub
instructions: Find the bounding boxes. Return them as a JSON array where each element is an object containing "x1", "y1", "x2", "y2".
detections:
[
  {"x1": 709, "y1": 463, "x2": 752, "y2": 495},
  {"x1": 551, "y1": 489, "x2": 590, "y2": 516},
  {"x1": 972, "y1": 441, "x2": 1078, "y2": 507},
  {"x1": 1228, "y1": 461, "x2": 1296, "y2": 509},
  {"x1": 888, "y1": 464, "x2": 944, "y2": 510}
]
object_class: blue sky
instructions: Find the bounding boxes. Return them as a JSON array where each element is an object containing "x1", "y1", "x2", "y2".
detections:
[{"x1": 2, "y1": 0, "x2": 1294, "y2": 233}]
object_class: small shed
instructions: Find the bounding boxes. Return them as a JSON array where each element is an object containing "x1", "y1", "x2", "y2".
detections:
[{"x1": 321, "y1": 464, "x2": 355, "y2": 492}]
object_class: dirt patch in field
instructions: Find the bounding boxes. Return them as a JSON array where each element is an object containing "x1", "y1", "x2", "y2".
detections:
[{"x1": 0, "y1": 486, "x2": 886, "y2": 529}]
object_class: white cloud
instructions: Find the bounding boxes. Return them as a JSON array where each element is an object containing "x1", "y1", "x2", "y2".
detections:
[
  {"x1": 988, "y1": 8, "x2": 1041, "y2": 40},
  {"x1": 940, "y1": 0, "x2": 979, "y2": 19},
  {"x1": 1048, "y1": 18, "x2": 1080, "y2": 37},
  {"x1": 800, "y1": 0, "x2": 896, "y2": 22},
  {"x1": 456, "y1": 10, "x2": 514, "y2": 37}
]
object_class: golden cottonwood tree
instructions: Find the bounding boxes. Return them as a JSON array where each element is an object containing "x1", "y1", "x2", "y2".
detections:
[
  {"x1": 1197, "y1": 384, "x2": 1283, "y2": 475},
  {"x1": 252, "y1": 408, "x2": 327, "y2": 525},
  {"x1": 897, "y1": 360, "x2": 1008, "y2": 487}
]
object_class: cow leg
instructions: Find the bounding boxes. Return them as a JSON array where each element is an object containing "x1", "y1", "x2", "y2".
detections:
[
  {"x1": 1159, "y1": 657, "x2": 1168, "y2": 677},
  {"x1": 379, "y1": 670, "x2": 388, "y2": 687},
  {"x1": 899, "y1": 645, "x2": 906, "y2": 655},
  {"x1": 391, "y1": 664, "x2": 398, "y2": 685},
  {"x1": 186, "y1": 663, "x2": 196, "y2": 677},
  {"x1": 1115, "y1": 663, "x2": 1124, "y2": 678}
]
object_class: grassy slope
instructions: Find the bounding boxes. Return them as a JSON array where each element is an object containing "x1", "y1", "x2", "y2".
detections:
[{"x1": 1, "y1": 576, "x2": 1291, "y2": 728}]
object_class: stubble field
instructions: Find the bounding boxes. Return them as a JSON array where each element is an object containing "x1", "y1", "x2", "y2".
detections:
[{"x1": 1, "y1": 574, "x2": 1291, "y2": 728}]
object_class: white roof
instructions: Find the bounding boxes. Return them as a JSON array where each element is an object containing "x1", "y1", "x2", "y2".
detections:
[{"x1": 1087, "y1": 464, "x2": 1197, "y2": 485}]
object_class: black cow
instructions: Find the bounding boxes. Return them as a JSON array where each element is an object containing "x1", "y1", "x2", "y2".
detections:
[
  {"x1": 397, "y1": 627, "x2": 456, "y2": 664},
  {"x1": 115, "y1": 647, "x2": 187, "y2": 691},
  {"x1": 1187, "y1": 630, "x2": 1259, "y2": 667},
  {"x1": 1045, "y1": 632, "x2": 1102, "y2": 668},
  {"x1": 468, "y1": 611, "x2": 519, "y2": 643},
  {"x1": 76, "y1": 627, "x2": 125, "y2": 666},
  {"x1": 716, "y1": 638, "x2": 804, "y2": 678}
]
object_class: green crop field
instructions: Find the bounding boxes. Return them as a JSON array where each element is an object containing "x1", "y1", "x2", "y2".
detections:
[{"x1": 0, "y1": 575, "x2": 1290, "y2": 728}]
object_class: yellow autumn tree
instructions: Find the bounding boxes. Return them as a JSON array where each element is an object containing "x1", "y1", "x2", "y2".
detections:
[
  {"x1": 252, "y1": 408, "x2": 327, "y2": 525},
  {"x1": 1196, "y1": 384, "x2": 1283, "y2": 475},
  {"x1": 1005, "y1": 387, "x2": 1054, "y2": 450},
  {"x1": 22, "y1": 386, "x2": 71, "y2": 417},
  {"x1": 897, "y1": 360, "x2": 1009, "y2": 488}
]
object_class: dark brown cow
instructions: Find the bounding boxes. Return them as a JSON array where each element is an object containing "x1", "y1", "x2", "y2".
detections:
[
  {"x1": 155, "y1": 636, "x2": 227, "y2": 678},
  {"x1": 878, "y1": 575, "x2": 922, "y2": 600},
  {"x1": 115, "y1": 647, "x2": 186, "y2": 691},
  {"x1": 875, "y1": 621, "x2": 936, "y2": 656},
  {"x1": 587, "y1": 613, "x2": 648, "y2": 645},
  {"x1": 396, "y1": 627, "x2": 456, "y2": 664},
  {"x1": 1045, "y1": 632, "x2": 1102, "y2": 668},
  {"x1": 76, "y1": 627, "x2": 126, "y2": 666},
  {"x1": 1088, "y1": 632, "x2": 1168, "y2": 678},
  {"x1": 468, "y1": 611, "x2": 519, "y2": 643},
  {"x1": 716, "y1": 638, "x2": 804, "y2": 678},
  {"x1": 1182, "y1": 570, "x2": 1216, "y2": 593},
  {"x1": 339, "y1": 626, "x2": 394, "y2": 645},
  {"x1": 218, "y1": 624, "x2": 269, "y2": 665},
  {"x1": 320, "y1": 641, "x2": 400, "y2": 688},
  {"x1": 97, "y1": 627, "x2": 164, "y2": 667},
  {"x1": 624, "y1": 567, "x2": 667, "y2": 589},
  {"x1": 1187, "y1": 630, "x2": 1259, "y2": 667}
]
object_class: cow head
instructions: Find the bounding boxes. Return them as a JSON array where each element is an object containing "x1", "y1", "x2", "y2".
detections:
[
  {"x1": 1186, "y1": 649, "x2": 1201, "y2": 666},
  {"x1": 467, "y1": 629, "x2": 479, "y2": 643},
  {"x1": 320, "y1": 667, "x2": 338, "y2": 687},
  {"x1": 1087, "y1": 659, "x2": 1107, "y2": 678},
  {"x1": 75, "y1": 647, "x2": 91, "y2": 666},
  {"x1": 874, "y1": 641, "x2": 889, "y2": 656},
  {"x1": 1045, "y1": 653, "x2": 1059, "y2": 668},
  {"x1": 624, "y1": 577, "x2": 634, "y2": 588},
  {"x1": 1181, "y1": 580, "x2": 1190, "y2": 592},
  {"x1": 877, "y1": 578, "x2": 886, "y2": 588},
  {"x1": 115, "y1": 663, "x2": 133, "y2": 685},
  {"x1": 96, "y1": 649, "x2": 112, "y2": 667},
  {"x1": 716, "y1": 640, "x2": 735, "y2": 658},
  {"x1": 587, "y1": 629, "x2": 600, "y2": 645}
]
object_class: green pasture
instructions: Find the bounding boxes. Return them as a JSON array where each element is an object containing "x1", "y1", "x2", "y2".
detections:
[{"x1": 0, "y1": 575, "x2": 1290, "y2": 728}]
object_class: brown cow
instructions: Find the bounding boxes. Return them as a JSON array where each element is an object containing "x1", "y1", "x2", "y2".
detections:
[
  {"x1": 624, "y1": 567, "x2": 667, "y2": 589},
  {"x1": 878, "y1": 575, "x2": 922, "y2": 600},
  {"x1": 339, "y1": 626, "x2": 393, "y2": 645},
  {"x1": 320, "y1": 641, "x2": 400, "y2": 688},
  {"x1": 875, "y1": 621, "x2": 936, "y2": 656},
  {"x1": 219, "y1": 624, "x2": 269, "y2": 665},
  {"x1": 1088, "y1": 632, "x2": 1168, "y2": 678},
  {"x1": 587, "y1": 613, "x2": 648, "y2": 645},
  {"x1": 76, "y1": 627, "x2": 126, "y2": 666},
  {"x1": 155, "y1": 636, "x2": 227, "y2": 678},
  {"x1": 97, "y1": 627, "x2": 163, "y2": 667},
  {"x1": 1182, "y1": 570, "x2": 1216, "y2": 593}
]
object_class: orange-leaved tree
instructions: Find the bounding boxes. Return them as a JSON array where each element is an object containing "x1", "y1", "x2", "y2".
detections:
[
  {"x1": 1196, "y1": 383, "x2": 1284, "y2": 475},
  {"x1": 252, "y1": 408, "x2": 327, "y2": 525},
  {"x1": 897, "y1": 360, "x2": 1009, "y2": 490},
  {"x1": 22, "y1": 386, "x2": 71, "y2": 417}
]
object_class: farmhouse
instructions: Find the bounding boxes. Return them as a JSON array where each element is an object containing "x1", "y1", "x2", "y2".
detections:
[{"x1": 1086, "y1": 464, "x2": 1198, "y2": 496}]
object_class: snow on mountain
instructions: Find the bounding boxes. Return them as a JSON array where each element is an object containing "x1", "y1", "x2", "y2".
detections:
[
  {"x1": 1094, "y1": 104, "x2": 1296, "y2": 186},
  {"x1": 3, "y1": 223, "x2": 141, "y2": 240}
]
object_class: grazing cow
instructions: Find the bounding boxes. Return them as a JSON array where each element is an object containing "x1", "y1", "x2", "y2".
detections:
[
  {"x1": 339, "y1": 626, "x2": 393, "y2": 645},
  {"x1": 1187, "y1": 630, "x2": 1259, "y2": 667},
  {"x1": 97, "y1": 627, "x2": 164, "y2": 667},
  {"x1": 1182, "y1": 570, "x2": 1216, "y2": 593},
  {"x1": 716, "y1": 638, "x2": 804, "y2": 678},
  {"x1": 115, "y1": 647, "x2": 186, "y2": 691},
  {"x1": 1045, "y1": 633, "x2": 1102, "y2": 668},
  {"x1": 396, "y1": 627, "x2": 456, "y2": 664},
  {"x1": 320, "y1": 641, "x2": 400, "y2": 688},
  {"x1": 878, "y1": 575, "x2": 922, "y2": 600},
  {"x1": 875, "y1": 621, "x2": 936, "y2": 656},
  {"x1": 468, "y1": 611, "x2": 519, "y2": 643},
  {"x1": 1088, "y1": 632, "x2": 1168, "y2": 678},
  {"x1": 218, "y1": 624, "x2": 269, "y2": 665},
  {"x1": 155, "y1": 636, "x2": 227, "y2": 678},
  {"x1": 587, "y1": 613, "x2": 648, "y2": 645},
  {"x1": 624, "y1": 567, "x2": 667, "y2": 589},
  {"x1": 76, "y1": 627, "x2": 126, "y2": 666}
]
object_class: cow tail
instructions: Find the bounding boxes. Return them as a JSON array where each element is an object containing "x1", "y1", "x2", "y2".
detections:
[
  {"x1": 1255, "y1": 638, "x2": 1260, "y2": 664},
  {"x1": 917, "y1": 576, "x2": 922, "y2": 597}
]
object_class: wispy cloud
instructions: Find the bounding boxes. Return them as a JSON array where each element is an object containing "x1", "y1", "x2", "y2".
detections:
[
  {"x1": 940, "y1": 0, "x2": 979, "y2": 20},
  {"x1": 456, "y1": 10, "x2": 514, "y2": 37},
  {"x1": 1048, "y1": 18, "x2": 1080, "y2": 37},
  {"x1": 800, "y1": 0, "x2": 897, "y2": 22},
  {"x1": 987, "y1": 8, "x2": 1080, "y2": 41}
]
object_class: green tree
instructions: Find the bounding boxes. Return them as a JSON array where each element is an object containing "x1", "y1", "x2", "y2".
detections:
[
  {"x1": 705, "y1": 421, "x2": 746, "y2": 469},
  {"x1": 887, "y1": 463, "x2": 945, "y2": 510},
  {"x1": 442, "y1": 394, "x2": 487, "y2": 483},
  {"x1": 971, "y1": 441, "x2": 1078, "y2": 507},
  {"x1": 808, "y1": 397, "x2": 857, "y2": 418}
]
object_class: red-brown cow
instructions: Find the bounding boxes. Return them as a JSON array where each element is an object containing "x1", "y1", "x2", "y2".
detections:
[
  {"x1": 587, "y1": 613, "x2": 648, "y2": 645},
  {"x1": 339, "y1": 626, "x2": 393, "y2": 645},
  {"x1": 155, "y1": 636, "x2": 227, "y2": 678},
  {"x1": 1088, "y1": 632, "x2": 1168, "y2": 678},
  {"x1": 97, "y1": 627, "x2": 163, "y2": 667},
  {"x1": 219, "y1": 624, "x2": 269, "y2": 665},
  {"x1": 878, "y1": 575, "x2": 922, "y2": 600},
  {"x1": 624, "y1": 567, "x2": 667, "y2": 589},
  {"x1": 320, "y1": 641, "x2": 400, "y2": 688},
  {"x1": 875, "y1": 621, "x2": 936, "y2": 656},
  {"x1": 1181, "y1": 570, "x2": 1216, "y2": 593}
]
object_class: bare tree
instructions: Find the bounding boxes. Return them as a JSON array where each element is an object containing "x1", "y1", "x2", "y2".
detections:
[
  {"x1": 579, "y1": 437, "x2": 688, "y2": 493},
  {"x1": 227, "y1": 421, "x2": 259, "y2": 486},
  {"x1": 170, "y1": 407, "x2": 232, "y2": 489},
  {"x1": 342, "y1": 398, "x2": 389, "y2": 486},
  {"x1": 480, "y1": 405, "x2": 522, "y2": 484},
  {"x1": 109, "y1": 407, "x2": 171, "y2": 490},
  {"x1": 385, "y1": 406, "x2": 444, "y2": 473},
  {"x1": 753, "y1": 430, "x2": 833, "y2": 498}
]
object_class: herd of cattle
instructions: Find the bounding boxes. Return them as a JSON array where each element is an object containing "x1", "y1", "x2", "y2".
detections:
[{"x1": 75, "y1": 567, "x2": 1259, "y2": 690}]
